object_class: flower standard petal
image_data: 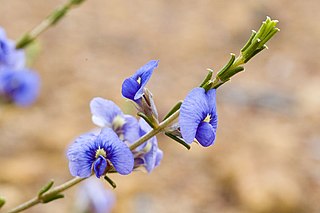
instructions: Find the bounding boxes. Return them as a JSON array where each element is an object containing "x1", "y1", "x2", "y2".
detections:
[
  {"x1": 90, "y1": 97, "x2": 123, "y2": 127},
  {"x1": 98, "y1": 128, "x2": 134, "y2": 175},
  {"x1": 195, "y1": 122, "x2": 216, "y2": 147},
  {"x1": 179, "y1": 87, "x2": 210, "y2": 143}
]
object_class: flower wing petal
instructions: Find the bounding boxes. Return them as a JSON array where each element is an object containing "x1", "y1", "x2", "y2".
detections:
[
  {"x1": 179, "y1": 87, "x2": 210, "y2": 143},
  {"x1": 121, "y1": 77, "x2": 140, "y2": 100},
  {"x1": 195, "y1": 122, "x2": 216, "y2": 147},
  {"x1": 90, "y1": 97, "x2": 122, "y2": 127}
]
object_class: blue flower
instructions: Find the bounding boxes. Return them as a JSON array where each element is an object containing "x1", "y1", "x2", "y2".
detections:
[
  {"x1": 90, "y1": 97, "x2": 139, "y2": 143},
  {"x1": 76, "y1": 178, "x2": 115, "y2": 213},
  {"x1": 133, "y1": 119, "x2": 163, "y2": 173},
  {"x1": 121, "y1": 60, "x2": 159, "y2": 102},
  {"x1": 0, "y1": 27, "x2": 25, "y2": 70},
  {"x1": 179, "y1": 88, "x2": 218, "y2": 147},
  {"x1": 0, "y1": 68, "x2": 40, "y2": 106},
  {"x1": 67, "y1": 128, "x2": 134, "y2": 178}
]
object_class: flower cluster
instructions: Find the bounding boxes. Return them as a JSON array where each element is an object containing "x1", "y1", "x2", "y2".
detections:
[
  {"x1": 67, "y1": 60, "x2": 218, "y2": 180},
  {"x1": 67, "y1": 61, "x2": 164, "y2": 178},
  {"x1": 0, "y1": 27, "x2": 39, "y2": 106}
]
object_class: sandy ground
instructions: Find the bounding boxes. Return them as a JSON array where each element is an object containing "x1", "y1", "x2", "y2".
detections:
[{"x1": 0, "y1": 0, "x2": 319, "y2": 212}]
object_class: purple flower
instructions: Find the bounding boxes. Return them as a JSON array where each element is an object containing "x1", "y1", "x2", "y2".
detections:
[
  {"x1": 179, "y1": 88, "x2": 218, "y2": 147},
  {"x1": 90, "y1": 97, "x2": 139, "y2": 143},
  {"x1": 0, "y1": 27, "x2": 25, "y2": 70},
  {"x1": 67, "y1": 128, "x2": 134, "y2": 178},
  {"x1": 75, "y1": 178, "x2": 115, "y2": 213},
  {"x1": 0, "y1": 68, "x2": 40, "y2": 106},
  {"x1": 133, "y1": 119, "x2": 163, "y2": 173},
  {"x1": 121, "y1": 60, "x2": 159, "y2": 102}
]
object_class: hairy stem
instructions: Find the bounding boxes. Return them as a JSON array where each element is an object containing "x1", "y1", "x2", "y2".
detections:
[
  {"x1": 129, "y1": 109, "x2": 180, "y2": 150},
  {"x1": 15, "y1": 0, "x2": 86, "y2": 49},
  {"x1": 6, "y1": 177, "x2": 85, "y2": 213}
]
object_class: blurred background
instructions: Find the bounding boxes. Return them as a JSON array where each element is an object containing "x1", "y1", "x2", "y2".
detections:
[{"x1": 0, "y1": 0, "x2": 319, "y2": 212}]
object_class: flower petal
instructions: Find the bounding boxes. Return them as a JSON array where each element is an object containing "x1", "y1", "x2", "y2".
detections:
[
  {"x1": 93, "y1": 156, "x2": 107, "y2": 178},
  {"x1": 122, "y1": 115, "x2": 140, "y2": 143},
  {"x1": 155, "y1": 149, "x2": 163, "y2": 167},
  {"x1": 195, "y1": 122, "x2": 216, "y2": 147},
  {"x1": 98, "y1": 128, "x2": 134, "y2": 175},
  {"x1": 0, "y1": 69, "x2": 40, "y2": 106},
  {"x1": 179, "y1": 87, "x2": 210, "y2": 143},
  {"x1": 121, "y1": 77, "x2": 140, "y2": 100},
  {"x1": 90, "y1": 97, "x2": 122, "y2": 127},
  {"x1": 67, "y1": 133, "x2": 97, "y2": 177},
  {"x1": 133, "y1": 60, "x2": 159, "y2": 100}
]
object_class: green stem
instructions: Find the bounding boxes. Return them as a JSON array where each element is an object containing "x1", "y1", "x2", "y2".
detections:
[
  {"x1": 129, "y1": 109, "x2": 180, "y2": 150},
  {"x1": 6, "y1": 177, "x2": 85, "y2": 213},
  {"x1": 15, "y1": 0, "x2": 85, "y2": 49}
]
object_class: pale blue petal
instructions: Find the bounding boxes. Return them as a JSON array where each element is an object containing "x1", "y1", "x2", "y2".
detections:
[
  {"x1": 179, "y1": 87, "x2": 210, "y2": 143},
  {"x1": 90, "y1": 97, "x2": 122, "y2": 127},
  {"x1": 123, "y1": 115, "x2": 140, "y2": 143}
]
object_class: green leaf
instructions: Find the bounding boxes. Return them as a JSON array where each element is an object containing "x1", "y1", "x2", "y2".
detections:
[
  {"x1": 165, "y1": 132, "x2": 191, "y2": 150},
  {"x1": 162, "y1": 101, "x2": 182, "y2": 121},
  {"x1": 38, "y1": 180, "x2": 55, "y2": 197},
  {"x1": 41, "y1": 194, "x2": 64, "y2": 203}
]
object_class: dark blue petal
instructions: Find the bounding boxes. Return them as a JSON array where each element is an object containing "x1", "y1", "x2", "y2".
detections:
[
  {"x1": 98, "y1": 128, "x2": 134, "y2": 175},
  {"x1": 179, "y1": 88, "x2": 210, "y2": 143},
  {"x1": 133, "y1": 60, "x2": 159, "y2": 100},
  {"x1": 93, "y1": 156, "x2": 107, "y2": 178},
  {"x1": 122, "y1": 115, "x2": 140, "y2": 143},
  {"x1": 122, "y1": 60, "x2": 159, "y2": 101},
  {"x1": 121, "y1": 77, "x2": 140, "y2": 100},
  {"x1": 67, "y1": 133, "x2": 97, "y2": 178},
  {"x1": 0, "y1": 69, "x2": 40, "y2": 106},
  {"x1": 90, "y1": 97, "x2": 123, "y2": 127},
  {"x1": 195, "y1": 121, "x2": 216, "y2": 147}
]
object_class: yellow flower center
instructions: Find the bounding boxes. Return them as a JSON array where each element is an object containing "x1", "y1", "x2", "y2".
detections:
[
  {"x1": 95, "y1": 147, "x2": 106, "y2": 159},
  {"x1": 137, "y1": 77, "x2": 141, "y2": 84},
  {"x1": 112, "y1": 115, "x2": 126, "y2": 130},
  {"x1": 203, "y1": 114, "x2": 211, "y2": 123}
]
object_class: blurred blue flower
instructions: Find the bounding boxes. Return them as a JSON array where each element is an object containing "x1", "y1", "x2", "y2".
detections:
[
  {"x1": 0, "y1": 68, "x2": 40, "y2": 106},
  {"x1": 179, "y1": 88, "x2": 218, "y2": 147},
  {"x1": 75, "y1": 178, "x2": 115, "y2": 213},
  {"x1": 67, "y1": 128, "x2": 134, "y2": 178},
  {"x1": 121, "y1": 60, "x2": 159, "y2": 102},
  {"x1": 90, "y1": 97, "x2": 140, "y2": 143},
  {"x1": 133, "y1": 119, "x2": 163, "y2": 173},
  {"x1": 0, "y1": 27, "x2": 25, "y2": 70}
]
